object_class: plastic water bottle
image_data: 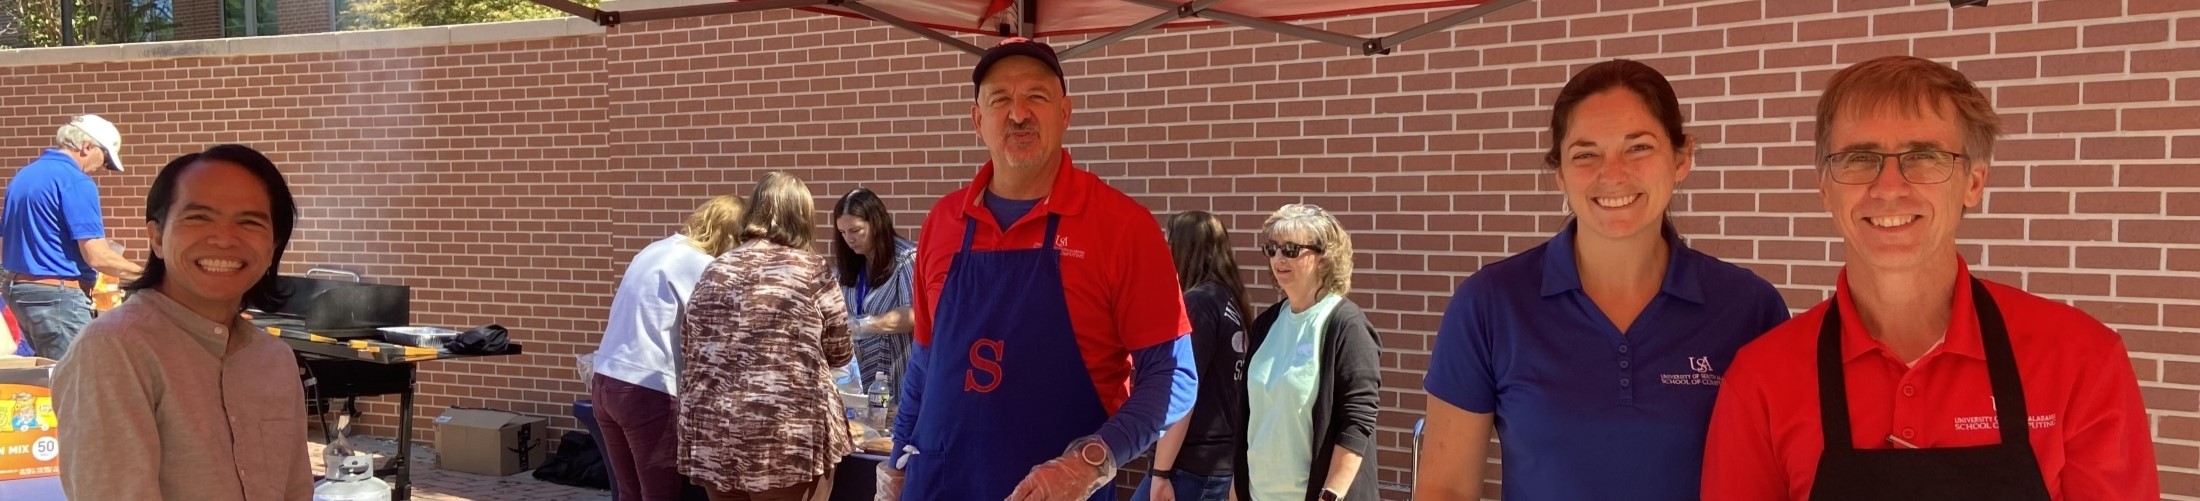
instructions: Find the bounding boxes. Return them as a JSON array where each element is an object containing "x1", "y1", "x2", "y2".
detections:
[{"x1": 865, "y1": 372, "x2": 892, "y2": 430}]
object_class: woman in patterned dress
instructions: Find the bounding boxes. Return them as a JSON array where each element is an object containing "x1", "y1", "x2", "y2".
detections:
[{"x1": 677, "y1": 171, "x2": 854, "y2": 501}]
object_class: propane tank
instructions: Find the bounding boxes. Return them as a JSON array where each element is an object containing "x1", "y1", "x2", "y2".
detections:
[
  {"x1": 313, "y1": 411, "x2": 391, "y2": 501},
  {"x1": 313, "y1": 448, "x2": 391, "y2": 501}
]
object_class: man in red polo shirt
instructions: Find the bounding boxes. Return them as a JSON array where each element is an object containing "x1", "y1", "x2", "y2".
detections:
[
  {"x1": 878, "y1": 38, "x2": 1196, "y2": 501},
  {"x1": 1701, "y1": 55, "x2": 2159, "y2": 501}
]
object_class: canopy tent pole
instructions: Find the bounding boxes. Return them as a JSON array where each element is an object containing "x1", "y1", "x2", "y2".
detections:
[
  {"x1": 1117, "y1": 0, "x2": 1526, "y2": 55},
  {"x1": 841, "y1": 3, "x2": 989, "y2": 55},
  {"x1": 528, "y1": 0, "x2": 613, "y2": 25},
  {"x1": 523, "y1": 0, "x2": 1531, "y2": 58},
  {"x1": 1057, "y1": 0, "x2": 1230, "y2": 60},
  {"x1": 1022, "y1": 0, "x2": 1040, "y2": 37},
  {"x1": 1120, "y1": 0, "x2": 1367, "y2": 50},
  {"x1": 618, "y1": 0, "x2": 841, "y2": 25},
  {"x1": 1370, "y1": 0, "x2": 1531, "y2": 54}
]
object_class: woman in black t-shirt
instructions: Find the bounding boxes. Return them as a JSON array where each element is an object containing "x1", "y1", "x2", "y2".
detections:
[{"x1": 1136, "y1": 210, "x2": 1253, "y2": 501}]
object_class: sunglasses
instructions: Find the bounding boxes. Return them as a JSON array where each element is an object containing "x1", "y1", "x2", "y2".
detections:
[{"x1": 1261, "y1": 242, "x2": 1324, "y2": 259}]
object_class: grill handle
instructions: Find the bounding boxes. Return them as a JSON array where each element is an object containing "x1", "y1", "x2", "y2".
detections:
[{"x1": 306, "y1": 268, "x2": 363, "y2": 282}]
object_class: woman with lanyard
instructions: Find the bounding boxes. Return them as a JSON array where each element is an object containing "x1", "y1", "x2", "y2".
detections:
[
  {"x1": 1230, "y1": 203, "x2": 1382, "y2": 501},
  {"x1": 832, "y1": 188, "x2": 919, "y2": 396},
  {"x1": 1415, "y1": 59, "x2": 1791, "y2": 501}
]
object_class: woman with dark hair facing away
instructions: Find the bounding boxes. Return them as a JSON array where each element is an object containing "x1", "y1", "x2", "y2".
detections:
[
  {"x1": 1133, "y1": 210, "x2": 1251, "y2": 501},
  {"x1": 830, "y1": 187, "x2": 918, "y2": 398},
  {"x1": 1415, "y1": 59, "x2": 1790, "y2": 501},
  {"x1": 679, "y1": 172, "x2": 854, "y2": 501},
  {"x1": 55, "y1": 144, "x2": 313, "y2": 500}
]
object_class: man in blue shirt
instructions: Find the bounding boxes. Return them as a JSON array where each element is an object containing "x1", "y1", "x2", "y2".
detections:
[{"x1": 4, "y1": 115, "x2": 144, "y2": 360}]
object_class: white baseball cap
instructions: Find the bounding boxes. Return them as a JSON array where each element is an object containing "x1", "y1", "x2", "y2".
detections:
[{"x1": 66, "y1": 114, "x2": 123, "y2": 171}]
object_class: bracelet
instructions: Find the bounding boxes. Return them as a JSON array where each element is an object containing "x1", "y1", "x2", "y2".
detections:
[{"x1": 1150, "y1": 468, "x2": 1172, "y2": 479}]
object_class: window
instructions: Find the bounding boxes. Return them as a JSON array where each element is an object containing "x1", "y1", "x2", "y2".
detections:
[{"x1": 223, "y1": 0, "x2": 278, "y2": 37}]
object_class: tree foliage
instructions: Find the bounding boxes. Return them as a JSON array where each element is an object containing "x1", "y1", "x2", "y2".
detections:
[
  {"x1": 1, "y1": 0, "x2": 173, "y2": 47},
  {"x1": 341, "y1": 0, "x2": 598, "y2": 30}
]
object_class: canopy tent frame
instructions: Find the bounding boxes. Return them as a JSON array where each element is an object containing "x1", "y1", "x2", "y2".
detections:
[{"x1": 524, "y1": 0, "x2": 1531, "y2": 59}]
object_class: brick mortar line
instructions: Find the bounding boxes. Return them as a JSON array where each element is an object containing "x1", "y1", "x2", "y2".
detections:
[{"x1": 2138, "y1": 355, "x2": 2200, "y2": 364}]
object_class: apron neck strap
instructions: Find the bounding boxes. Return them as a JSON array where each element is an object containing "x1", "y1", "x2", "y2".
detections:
[
  {"x1": 1815, "y1": 301, "x2": 1856, "y2": 451},
  {"x1": 959, "y1": 214, "x2": 1062, "y2": 254},
  {"x1": 1816, "y1": 277, "x2": 2032, "y2": 451},
  {"x1": 1969, "y1": 278, "x2": 2032, "y2": 445}
]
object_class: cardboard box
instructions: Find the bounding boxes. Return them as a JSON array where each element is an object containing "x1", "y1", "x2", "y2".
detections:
[
  {"x1": 0, "y1": 357, "x2": 59, "y2": 482},
  {"x1": 433, "y1": 408, "x2": 547, "y2": 477}
]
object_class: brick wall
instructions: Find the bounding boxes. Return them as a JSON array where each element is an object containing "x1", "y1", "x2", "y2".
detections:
[
  {"x1": 0, "y1": 29, "x2": 614, "y2": 457},
  {"x1": 277, "y1": 0, "x2": 332, "y2": 35},
  {"x1": 173, "y1": 0, "x2": 221, "y2": 40},
  {"x1": 4, "y1": 0, "x2": 2198, "y2": 498},
  {"x1": 600, "y1": 0, "x2": 2200, "y2": 498}
]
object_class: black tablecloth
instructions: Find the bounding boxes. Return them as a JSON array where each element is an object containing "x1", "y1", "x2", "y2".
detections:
[{"x1": 831, "y1": 453, "x2": 887, "y2": 501}]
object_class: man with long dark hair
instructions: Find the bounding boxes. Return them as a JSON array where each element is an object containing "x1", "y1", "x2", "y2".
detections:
[{"x1": 53, "y1": 144, "x2": 311, "y2": 500}]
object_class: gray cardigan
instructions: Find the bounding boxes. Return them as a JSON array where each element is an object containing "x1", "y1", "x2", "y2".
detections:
[{"x1": 1231, "y1": 297, "x2": 1383, "y2": 501}]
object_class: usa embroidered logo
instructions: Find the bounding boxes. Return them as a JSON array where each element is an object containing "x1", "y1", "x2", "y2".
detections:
[
  {"x1": 1661, "y1": 356, "x2": 1723, "y2": 386},
  {"x1": 1054, "y1": 235, "x2": 1086, "y2": 259}
]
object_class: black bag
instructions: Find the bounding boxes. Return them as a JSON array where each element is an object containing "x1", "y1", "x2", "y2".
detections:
[
  {"x1": 531, "y1": 431, "x2": 611, "y2": 489},
  {"x1": 445, "y1": 324, "x2": 510, "y2": 354}
]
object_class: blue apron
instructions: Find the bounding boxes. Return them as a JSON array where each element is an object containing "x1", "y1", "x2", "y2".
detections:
[{"x1": 903, "y1": 215, "x2": 1114, "y2": 501}]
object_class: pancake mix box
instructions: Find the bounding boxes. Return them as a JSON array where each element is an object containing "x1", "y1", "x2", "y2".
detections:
[{"x1": 0, "y1": 357, "x2": 59, "y2": 481}]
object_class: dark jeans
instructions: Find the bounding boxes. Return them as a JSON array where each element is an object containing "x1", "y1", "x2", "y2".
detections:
[
  {"x1": 1129, "y1": 469, "x2": 1232, "y2": 501},
  {"x1": 593, "y1": 374, "x2": 686, "y2": 501},
  {"x1": 6, "y1": 282, "x2": 93, "y2": 360}
]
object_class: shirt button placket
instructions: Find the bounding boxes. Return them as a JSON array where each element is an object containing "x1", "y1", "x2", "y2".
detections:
[
  {"x1": 1892, "y1": 367, "x2": 1921, "y2": 446},
  {"x1": 1617, "y1": 344, "x2": 1634, "y2": 403}
]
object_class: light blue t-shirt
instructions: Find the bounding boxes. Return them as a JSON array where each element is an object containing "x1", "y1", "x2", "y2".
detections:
[{"x1": 1245, "y1": 293, "x2": 1343, "y2": 501}]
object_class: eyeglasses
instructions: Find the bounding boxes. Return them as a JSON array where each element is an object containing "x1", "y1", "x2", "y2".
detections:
[
  {"x1": 1820, "y1": 150, "x2": 1967, "y2": 185},
  {"x1": 1261, "y1": 242, "x2": 1324, "y2": 259}
]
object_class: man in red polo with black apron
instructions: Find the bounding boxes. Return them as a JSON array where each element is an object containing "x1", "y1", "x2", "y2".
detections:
[
  {"x1": 1701, "y1": 55, "x2": 2160, "y2": 500},
  {"x1": 876, "y1": 38, "x2": 1198, "y2": 501}
]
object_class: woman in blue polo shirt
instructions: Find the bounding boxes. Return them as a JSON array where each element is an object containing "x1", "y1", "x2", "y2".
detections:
[{"x1": 1416, "y1": 59, "x2": 1791, "y2": 501}]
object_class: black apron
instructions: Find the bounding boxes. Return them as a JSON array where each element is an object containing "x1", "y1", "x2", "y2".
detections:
[{"x1": 1807, "y1": 278, "x2": 2053, "y2": 501}]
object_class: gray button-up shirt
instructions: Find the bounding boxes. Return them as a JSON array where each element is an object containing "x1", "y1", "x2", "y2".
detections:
[{"x1": 54, "y1": 289, "x2": 312, "y2": 501}]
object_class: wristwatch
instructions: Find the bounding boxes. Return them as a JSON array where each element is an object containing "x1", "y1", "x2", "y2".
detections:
[
  {"x1": 1066, "y1": 436, "x2": 1117, "y2": 480},
  {"x1": 1149, "y1": 468, "x2": 1172, "y2": 481},
  {"x1": 1077, "y1": 440, "x2": 1109, "y2": 467},
  {"x1": 1318, "y1": 487, "x2": 1342, "y2": 501}
]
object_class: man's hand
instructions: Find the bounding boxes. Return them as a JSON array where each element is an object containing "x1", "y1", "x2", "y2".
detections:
[
  {"x1": 1147, "y1": 474, "x2": 1176, "y2": 501},
  {"x1": 1005, "y1": 455, "x2": 1105, "y2": 501},
  {"x1": 875, "y1": 461, "x2": 904, "y2": 501}
]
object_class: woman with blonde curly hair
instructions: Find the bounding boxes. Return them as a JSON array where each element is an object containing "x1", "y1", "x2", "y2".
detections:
[{"x1": 1230, "y1": 204, "x2": 1381, "y2": 501}]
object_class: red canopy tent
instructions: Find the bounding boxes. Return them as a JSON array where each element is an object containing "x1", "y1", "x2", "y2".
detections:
[{"x1": 523, "y1": 0, "x2": 1530, "y2": 59}]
